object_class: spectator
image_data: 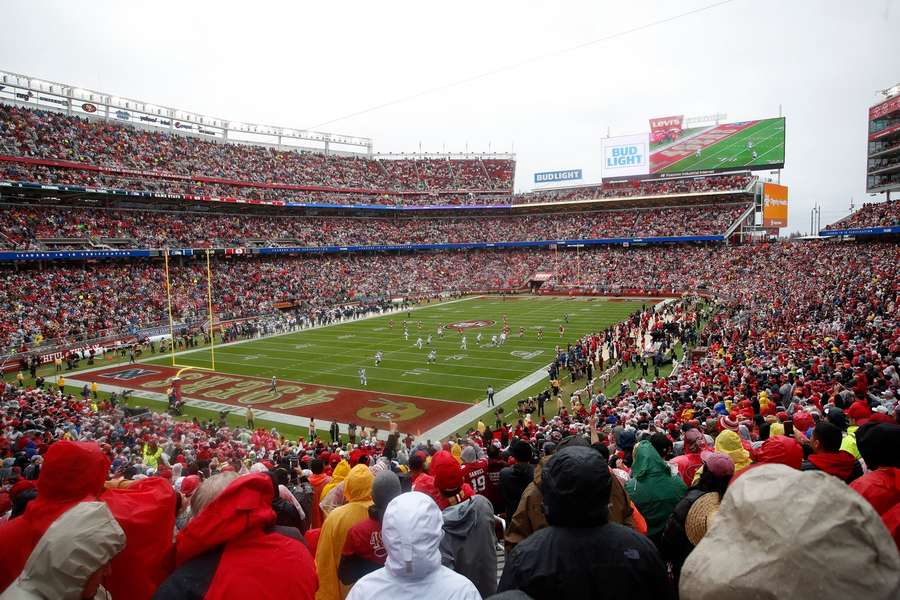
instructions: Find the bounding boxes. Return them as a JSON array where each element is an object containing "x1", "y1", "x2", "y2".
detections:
[
  {"x1": 346, "y1": 491, "x2": 480, "y2": 600},
  {"x1": 338, "y1": 470, "x2": 402, "y2": 588},
  {"x1": 0, "y1": 501, "x2": 125, "y2": 600},
  {"x1": 850, "y1": 422, "x2": 900, "y2": 550},
  {"x1": 498, "y1": 446, "x2": 670, "y2": 598},
  {"x1": 505, "y1": 434, "x2": 636, "y2": 550},
  {"x1": 153, "y1": 472, "x2": 316, "y2": 599},
  {"x1": 680, "y1": 465, "x2": 900, "y2": 600},
  {"x1": 431, "y1": 450, "x2": 497, "y2": 597},
  {"x1": 624, "y1": 440, "x2": 687, "y2": 545},
  {"x1": 800, "y1": 421, "x2": 862, "y2": 482},
  {"x1": 659, "y1": 451, "x2": 734, "y2": 586},
  {"x1": 499, "y1": 440, "x2": 534, "y2": 524},
  {"x1": 307, "y1": 458, "x2": 332, "y2": 530},
  {"x1": 315, "y1": 464, "x2": 374, "y2": 600}
]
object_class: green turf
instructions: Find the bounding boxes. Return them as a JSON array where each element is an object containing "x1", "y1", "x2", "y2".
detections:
[
  {"x1": 146, "y1": 296, "x2": 648, "y2": 404},
  {"x1": 659, "y1": 117, "x2": 785, "y2": 174}
]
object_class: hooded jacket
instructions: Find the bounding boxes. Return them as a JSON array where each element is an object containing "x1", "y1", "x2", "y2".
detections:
[
  {"x1": 681, "y1": 465, "x2": 900, "y2": 600},
  {"x1": 316, "y1": 464, "x2": 373, "y2": 600},
  {"x1": 0, "y1": 441, "x2": 175, "y2": 600},
  {"x1": 321, "y1": 460, "x2": 350, "y2": 508},
  {"x1": 625, "y1": 441, "x2": 687, "y2": 538},
  {"x1": 801, "y1": 450, "x2": 862, "y2": 482},
  {"x1": 714, "y1": 431, "x2": 752, "y2": 472},
  {"x1": 0, "y1": 502, "x2": 125, "y2": 600},
  {"x1": 346, "y1": 492, "x2": 480, "y2": 600},
  {"x1": 499, "y1": 461, "x2": 534, "y2": 521},
  {"x1": 851, "y1": 467, "x2": 900, "y2": 550},
  {"x1": 505, "y1": 449, "x2": 637, "y2": 548},
  {"x1": 440, "y1": 493, "x2": 497, "y2": 597},
  {"x1": 153, "y1": 473, "x2": 317, "y2": 600},
  {"x1": 308, "y1": 472, "x2": 332, "y2": 529},
  {"x1": 498, "y1": 447, "x2": 670, "y2": 599}
]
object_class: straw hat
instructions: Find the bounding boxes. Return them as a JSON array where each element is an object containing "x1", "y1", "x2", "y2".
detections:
[{"x1": 686, "y1": 492, "x2": 721, "y2": 546}]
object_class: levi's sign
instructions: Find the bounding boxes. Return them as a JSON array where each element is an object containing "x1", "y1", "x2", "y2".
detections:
[{"x1": 534, "y1": 169, "x2": 583, "y2": 184}]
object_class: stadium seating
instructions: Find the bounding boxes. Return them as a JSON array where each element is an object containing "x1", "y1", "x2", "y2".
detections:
[
  {"x1": 0, "y1": 105, "x2": 514, "y2": 197},
  {"x1": 824, "y1": 199, "x2": 900, "y2": 230},
  {"x1": 0, "y1": 202, "x2": 749, "y2": 250}
]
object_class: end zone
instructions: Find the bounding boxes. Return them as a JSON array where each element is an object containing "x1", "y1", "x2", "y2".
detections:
[{"x1": 74, "y1": 364, "x2": 469, "y2": 434}]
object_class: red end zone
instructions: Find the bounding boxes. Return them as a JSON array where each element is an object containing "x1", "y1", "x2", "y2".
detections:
[{"x1": 86, "y1": 364, "x2": 468, "y2": 432}]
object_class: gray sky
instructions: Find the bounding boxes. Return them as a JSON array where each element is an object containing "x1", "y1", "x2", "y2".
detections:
[{"x1": 1, "y1": 0, "x2": 898, "y2": 231}]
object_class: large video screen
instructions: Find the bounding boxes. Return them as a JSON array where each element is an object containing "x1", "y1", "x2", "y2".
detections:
[{"x1": 602, "y1": 116, "x2": 785, "y2": 180}]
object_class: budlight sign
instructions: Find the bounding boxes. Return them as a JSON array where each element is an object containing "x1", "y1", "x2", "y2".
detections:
[{"x1": 601, "y1": 134, "x2": 650, "y2": 178}]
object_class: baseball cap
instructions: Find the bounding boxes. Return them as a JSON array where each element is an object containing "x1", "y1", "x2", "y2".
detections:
[{"x1": 700, "y1": 451, "x2": 735, "y2": 478}]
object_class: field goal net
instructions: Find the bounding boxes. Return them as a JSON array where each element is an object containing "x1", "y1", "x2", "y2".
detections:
[{"x1": 162, "y1": 248, "x2": 218, "y2": 373}]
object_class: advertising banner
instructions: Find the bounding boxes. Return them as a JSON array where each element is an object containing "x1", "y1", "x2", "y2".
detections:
[
  {"x1": 762, "y1": 183, "x2": 788, "y2": 228},
  {"x1": 649, "y1": 115, "x2": 684, "y2": 145},
  {"x1": 601, "y1": 134, "x2": 650, "y2": 178},
  {"x1": 869, "y1": 95, "x2": 900, "y2": 121},
  {"x1": 534, "y1": 169, "x2": 583, "y2": 184}
]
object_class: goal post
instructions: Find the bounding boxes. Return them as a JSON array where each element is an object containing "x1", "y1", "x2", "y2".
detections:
[{"x1": 162, "y1": 248, "x2": 217, "y2": 372}]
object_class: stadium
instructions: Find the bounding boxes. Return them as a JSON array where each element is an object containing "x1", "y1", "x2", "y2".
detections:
[{"x1": 0, "y1": 3, "x2": 899, "y2": 600}]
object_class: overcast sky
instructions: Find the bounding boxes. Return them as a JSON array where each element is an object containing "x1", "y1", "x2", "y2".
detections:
[{"x1": 2, "y1": 0, "x2": 898, "y2": 231}]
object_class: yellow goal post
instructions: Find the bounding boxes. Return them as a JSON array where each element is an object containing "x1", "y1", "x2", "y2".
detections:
[{"x1": 162, "y1": 248, "x2": 217, "y2": 372}]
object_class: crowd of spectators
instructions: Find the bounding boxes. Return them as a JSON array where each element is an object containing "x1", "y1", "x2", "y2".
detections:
[
  {"x1": 0, "y1": 202, "x2": 748, "y2": 250},
  {"x1": 825, "y1": 199, "x2": 900, "y2": 230},
  {"x1": 0, "y1": 250, "x2": 547, "y2": 350},
  {"x1": 0, "y1": 160, "x2": 751, "y2": 208},
  {"x1": 0, "y1": 105, "x2": 514, "y2": 193},
  {"x1": 512, "y1": 175, "x2": 753, "y2": 205},
  {"x1": 0, "y1": 235, "x2": 898, "y2": 599}
]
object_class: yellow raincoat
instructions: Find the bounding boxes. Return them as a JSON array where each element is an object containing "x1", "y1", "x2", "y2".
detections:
[
  {"x1": 715, "y1": 430, "x2": 752, "y2": 472},
  {"x1": 321, "y1": 460, "x2": 350, "y2": 501},
  {"x1": 315, "y1": 464, "x2": 374, "y2": 600}
]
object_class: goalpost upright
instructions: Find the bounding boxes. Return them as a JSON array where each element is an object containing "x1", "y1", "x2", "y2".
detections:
[{"x1": 162, "y1": 248, "x2": 217, "y2": 372}]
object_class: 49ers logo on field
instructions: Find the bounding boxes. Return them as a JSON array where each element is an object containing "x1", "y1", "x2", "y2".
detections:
[{"x1": 447, "y1": 320, "x2": 495, "y2": 331}]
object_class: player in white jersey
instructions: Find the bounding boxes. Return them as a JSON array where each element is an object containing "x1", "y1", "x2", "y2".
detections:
[
  {"x1": 404, "y1": 329, "x2": 409, "y2": 341},
  {"x1": 427, "y1": 349, "x2": 437, "y2": 364},
  {"x1": 437, "y1": 325, "x2": 444, "y2": 338},
  {"x1": 374, "y1": 351, "x2": 383, "y2": 367},
  {"x1": 499, "y1": 331, "x2": 507, "y2": 346},
  {"x1": 426, "y1": 334, "x2": 433, "y2": 346},
  {"x1": 752, "y1": 150, "x2": 758, "y2": 160},
  {"x1": 416, "y1": 337, "x2": 424, "y2": 349},
  {"x1": 491, "y1": 334, "x2": 498, "y2": 346},
  {"x1": 476, "y1": 332, "x2": 482, "y2": 344},
  {"x1": 359, "y1": 368, "x2": 367, "y2": 386},
  {"x1": 747, "y1": 140, "x2": 753, "y2": 149},
  {"x1": 460, "y1": 335, "x2": 467, "y2": 350}
]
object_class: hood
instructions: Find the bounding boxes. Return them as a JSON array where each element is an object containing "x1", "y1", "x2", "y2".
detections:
[
  {"x1": 37, "y1": 441, "x2": 109, "y2": 502},
  {"x1": 15, "y1": 501, "x2": 125, "y2": 600},
  {"x1": 714, "y1": 430, "x2": 752, "y2": 471},
  {"x1": 308, "y1": 473, "x2": 331, "y2": 487},
  {"x1": 541, "y1": 446, "x2": 610, "y2": 527},
  {"x1": 809, "y1": 451, "x2": 857, "y2": 480},
  {"x1": 756, "y1": 436, "x2": 803, "y2": 470},
  {"x1": 630, "y1": 440, "x2": 672, "y2": 480},
  {"x1": 382, "y1": 491, "x2": 444, "y2": 581},
  {"x1": 440, "y1": 496, "x2": 480, "y2": 536},
  {"x1": 344, "y1": 464, "x2": 374, "y2": 503},
  {"x1": 175, "y1": 473, "x2": 275, "y2": 565},
  {"x1": 680, "y1": 465, "x2": 900, "y2": 600},
  {"x1": 321, "y1": 459, "x2": 350, "y2": 498}
]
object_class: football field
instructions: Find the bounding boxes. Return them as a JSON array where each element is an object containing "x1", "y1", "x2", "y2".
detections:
[
  {"x1": 82, "y1": 295, "x2": 649, "y2": 435},
  {"x1": 658, "y1": 117, "x2": 785, "y2": 173}
]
